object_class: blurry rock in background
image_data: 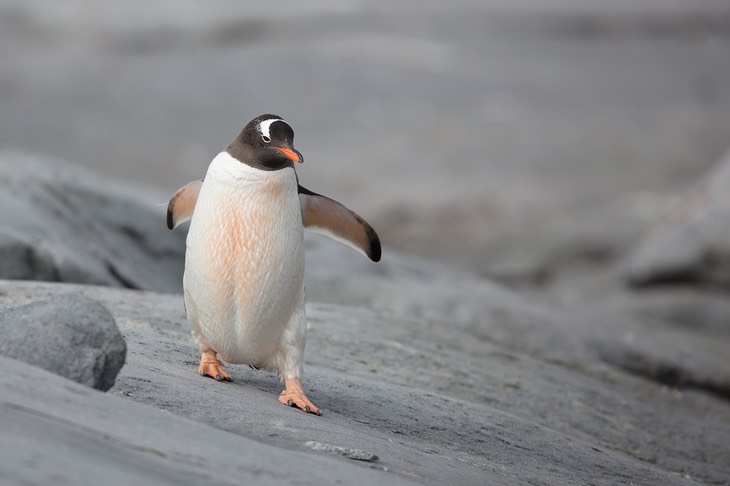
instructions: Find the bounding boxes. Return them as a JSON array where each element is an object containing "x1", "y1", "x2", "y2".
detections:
[
  {"x1": 627, "y1": 147, "x2": 730, "y2": 289},
  {"x1": 1, "y1": 0, "x2": 729, "y2": 288},
  {"x1": 0, "y1": 152, "x2": 185, "y2": 292}
]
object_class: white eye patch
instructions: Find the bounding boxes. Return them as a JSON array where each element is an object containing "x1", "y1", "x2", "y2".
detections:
[{"x1": 258, "y1": 118, "x2": 287, "y2": 139}]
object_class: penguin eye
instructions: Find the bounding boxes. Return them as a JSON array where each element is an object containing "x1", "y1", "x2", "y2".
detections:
[{"x1": 261, "y1": 135, "x2": 271, "y2": 144}]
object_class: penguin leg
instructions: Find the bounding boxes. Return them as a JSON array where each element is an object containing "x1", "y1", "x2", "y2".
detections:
[
  {"x1": 198, "y1": 349, "x2": 232, "y2": 382},
  {"x1": 276, "y1": 294, "x2": 320, "y2": 415},
  {"x1": 184, "y1": 291, "x2": 232, "y2": 382}
]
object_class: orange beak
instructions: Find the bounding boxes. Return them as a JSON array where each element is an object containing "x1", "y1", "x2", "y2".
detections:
[{"x1": 275, "y1": 147, "x2": 303, "y2": 164}]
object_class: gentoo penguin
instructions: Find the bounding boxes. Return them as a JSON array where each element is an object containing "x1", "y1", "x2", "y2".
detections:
[{"x1": 167, "y1": 114, "x2": 381, "y2": 415}]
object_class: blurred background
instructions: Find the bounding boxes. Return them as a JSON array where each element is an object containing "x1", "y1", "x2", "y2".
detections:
[{"x1": 2, "y1": 0, "x2": 730, "y2": 292}]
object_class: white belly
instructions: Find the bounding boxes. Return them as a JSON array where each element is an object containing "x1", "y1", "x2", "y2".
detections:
[{"x1": 183, "y1": 153, "x2": 305, "y2": 365}]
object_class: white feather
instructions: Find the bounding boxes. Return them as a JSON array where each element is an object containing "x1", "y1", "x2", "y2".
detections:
[
  {"x1": 172, "y1": 213, "x2": 193, "y2": 229},
  {"x1": 183, "y1": 152, "x2": 306, "y2": 378},
  {"x1": 258, "y1": 118, "x2": 287, "y2": 138}
]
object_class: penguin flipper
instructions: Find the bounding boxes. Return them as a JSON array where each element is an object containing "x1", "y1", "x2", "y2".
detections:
[
  {"x1": 298, "y1": 185, "x2": 381, "y2": 262},
  {"x1": 167, "y1": 180, "x2": 203, "y2": 229}
]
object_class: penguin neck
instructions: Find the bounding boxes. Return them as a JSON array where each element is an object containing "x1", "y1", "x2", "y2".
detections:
[{"x1": 207, "y1": 151, "x2": 294, "y2": 187}]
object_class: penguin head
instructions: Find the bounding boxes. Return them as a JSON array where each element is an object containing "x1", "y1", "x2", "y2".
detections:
[{"x1": 227, "y1": 114, "x2": 304, "y2": 171}]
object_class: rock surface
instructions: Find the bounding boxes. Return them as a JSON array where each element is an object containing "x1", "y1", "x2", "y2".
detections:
[
  {"x1": 627, "y1": 148, "x2": 730, "y2": 289},
  {"x1": 0, "y1": 293, "x2": 126, "y2": 391},
  {"x1": 0, "y1": 276, "x2": 727, "y2": 485},
  {"x1": 0, "y1": 355, "x2": 416, "y2": 486},
  {"x1": 0, "y1": 151, "x2": 185, "y2": 292}
]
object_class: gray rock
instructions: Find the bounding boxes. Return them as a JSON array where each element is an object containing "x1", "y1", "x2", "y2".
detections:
[
  {"x1": 0, "y1": 280, "x2": 727, "y2": 485},
  {"x1": 566, "y1": 288, "x2": 730, "y2": 400},
  {"x1": 0, "y1": 151, "x2": 186, "y2": 292},
  {"x1": 0, "y1": 355, "x2": 418, "y2": 486},
  {"x1": 303, "y1": 441, "x2": 379, "y2": 462},
  {"x1": 627, "y1": 148, "x2": 730, "y2": 288},
  {"x1": 0, "y1": 293, "x2": 126, "y2": 391},
  {"x1": 304, "y1": 236, "x2": 594, "y2": 365}
]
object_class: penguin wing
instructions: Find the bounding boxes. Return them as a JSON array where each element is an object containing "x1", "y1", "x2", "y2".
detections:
[
  {"x1": 167, "y1": 180, "x2": 203, "y2": 229},
  {"x1": 298, "y1": 185, "x2": 382, "y2": 262}
]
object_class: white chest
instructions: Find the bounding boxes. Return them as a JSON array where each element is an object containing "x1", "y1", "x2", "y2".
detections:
[{"x1": 183, "y1": 153, "x2": 305, "y2": 357}]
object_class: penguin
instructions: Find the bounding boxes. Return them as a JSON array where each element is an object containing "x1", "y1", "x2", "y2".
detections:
[{"x1": 167, "y1": 114, "x2": 381, "y2": 415}]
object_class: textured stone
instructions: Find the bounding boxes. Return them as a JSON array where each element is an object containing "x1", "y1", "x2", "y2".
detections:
[
  {"x1": 0, "y1": 281, "x2": 727, "y2": 485},
  {"x1": 0, "y1": 293, "x2": 126, "y2": 391},
  {"x1": 0, "y1": 152, "x2": 186, "y2": 292},
  {"x1": 0, "y1": 355, "x2": 417, "y2": 486},
  {"x1": 303, "y1": 441, "x2": 379, "y2": 462}
]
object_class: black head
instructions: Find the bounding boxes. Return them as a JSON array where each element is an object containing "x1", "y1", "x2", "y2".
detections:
[{"x1": 226, "y1": 114, "x2": 304, "y2": 171}]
